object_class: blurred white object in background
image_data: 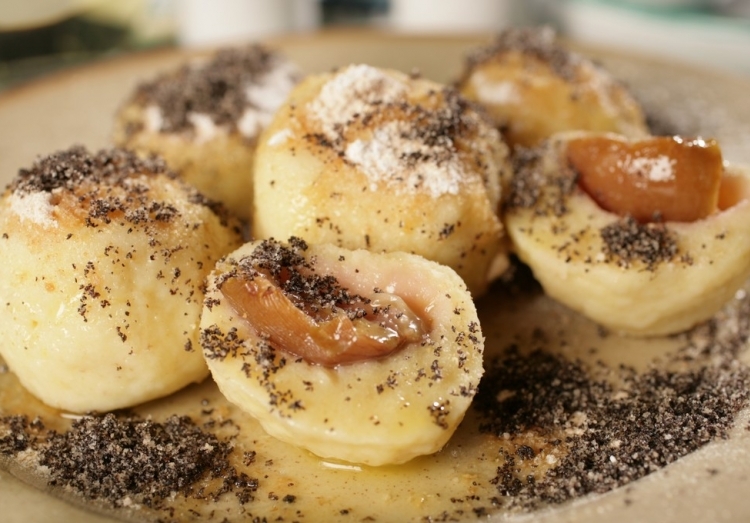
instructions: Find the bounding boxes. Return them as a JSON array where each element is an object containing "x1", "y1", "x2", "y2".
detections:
[
  {"x1": 389, "y1": 0, "x2": 512, "y2": 32},
  {"x1": 560, "y1": 0, "x2": 750, "y2": 76},
  {"x1": 178, "y1": 0, "x2": 320, "y2": 47}
]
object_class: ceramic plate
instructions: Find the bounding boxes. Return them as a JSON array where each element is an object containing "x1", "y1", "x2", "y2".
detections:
[{"x1": 2, "y1": 30, "x2": 750, "y2": 523}]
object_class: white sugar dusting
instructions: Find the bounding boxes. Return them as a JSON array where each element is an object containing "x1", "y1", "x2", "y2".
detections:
[
  {"x1": 306, "y1": 64, "x2": 470, "y2": 197},
  {"x1": 307, "y1": 64, "x2": 408, "y2": 136},
  {"x1": 245, "y1": 61, "x2": 298, "y2": 113},
  {"x1": 237, "y1": 109, "x2": 273, "y2": 139},
  {"x1": 344, "y1": 121, "x2": 463, "y2": 197},
  {"x1": 472, "y1": 72, "x2": 520, "y2": 105},
  {"x1": 144, "y1": 105, "x2": 164, "y2": 133},
  {"x1": 10, "y1": 191, "x2": 57, "y2": 228},
  {"x1": 620, "y1": 154, "x2": 676, "y2": 182},
  {"x1": 267, "y1": 128, "x2": 293, "y2": 147},
  {"x1": 187, "y1": 112, "x2": 221, "y2": 144},
  {"x1": 241, "y1": 61, "x2": 299, "y2": 139}
]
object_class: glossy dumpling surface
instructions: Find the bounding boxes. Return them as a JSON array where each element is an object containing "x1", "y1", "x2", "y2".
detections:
[{"x1": 200, "y1": 238, "x2": 484, "y2": 465}]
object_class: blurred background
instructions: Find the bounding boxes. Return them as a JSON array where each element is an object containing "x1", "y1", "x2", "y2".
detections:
[{"x1": 1, "y1": 0, "x2": 749, "y2": 90}]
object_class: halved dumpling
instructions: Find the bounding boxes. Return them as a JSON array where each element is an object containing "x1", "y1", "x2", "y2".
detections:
[
  {"x1": 252, "y1": 64, "x2": 511, "y2": 297},
  {"x1": 503, "y1": 131, "x2": 750, "y2": 336},
  {"x1": 200, "y1": 238, "x2": 484, "y2": 466},
  {"x1": 456, "y1": 27, "x2": 649, "y2": 149}
]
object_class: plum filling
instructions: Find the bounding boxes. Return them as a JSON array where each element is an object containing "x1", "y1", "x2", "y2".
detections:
[
  {"x1": 718, "y1": 170, "x2": 750, "y2": 211},
  {"x1": 219, "y1": 240, "x2": 425, "y2": 367},
  {"x1": 567, "y1": 135, "x2": 732, "y2": 223}
]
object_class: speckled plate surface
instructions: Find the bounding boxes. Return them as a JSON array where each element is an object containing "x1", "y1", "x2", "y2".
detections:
[{"x1": 2, "y1": 30, "x2": 750, "y2": 523}]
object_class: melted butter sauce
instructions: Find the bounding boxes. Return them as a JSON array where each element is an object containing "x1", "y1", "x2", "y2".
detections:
[{"x1": 0, "y1": 277, "x2": 747, "y2": 523}]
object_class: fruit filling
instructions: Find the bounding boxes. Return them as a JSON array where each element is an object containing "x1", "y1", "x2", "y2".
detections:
[
  {"x1": 219, "y1": 239, "x2": 425, "y2": 366},
  {"x1": 566, "y1": 135, "x2": 730, "y2": 223}
]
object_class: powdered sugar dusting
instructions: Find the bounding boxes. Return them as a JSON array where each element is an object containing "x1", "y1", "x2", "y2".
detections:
[
  {"x1": 619, "y1": 154, "x2": 676, "y2": 182},
  {"x1": 9, "y1": 191, "x2": 57, "y2": 228},
  {"x1": 472, "y1": 72, "x2": 520, "y2": 105},
  {"x1": 241, "y1": 61, "x2": 299, "y2": 139},
  {"x1": 144, "y1": 105, "x2": 164, "y2": 133},
  {"x1": 267, "y1": 128, "x2": 293, "y2": 147},
  {"x1": 187, "y1": 113, "x2": 221, "y2": 144},
  {"x1": 305, "y1": 65, "x2": 481, "y2": 198},
  {"x1": 307, "y1": 65, "x2": 408, "y2": 137},
  {"x1": 245, "y1": 61, "x2": 298, "y2": 113},
  {"x1": 345, "y1": 121, "x2": 463, "y2": 197},
  {"x1": 237, "y1": 109, "x2": 271, "y2": 139}
]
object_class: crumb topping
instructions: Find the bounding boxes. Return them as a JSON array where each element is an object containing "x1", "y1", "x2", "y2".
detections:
[
  {"x1": 0, "y1": 415, "x2": 44, "y2": 454},
  {"x1": 131, "y1": 45, "x2": 299, "y2": 136},
  {"x1": 11, "y1": 145, "x2": 169, "y2": 195},
  {"x1": 600, "y1": 216, "x2": 678, "y2": 270},
  {"x1": 1, "y1": 413, "x2": 258, "y2": 509},
  {"x1": 305, "y1": 65, "x2": 496, "y2": 198},
  {"x1": 202, "y1": 314, "x2": 302, "y2": 418},
  {"x1": 7, "y1": 146, "x2": 232, "y2": 228},
  {"x1": 504, "y1": 146, "x2": 577, "y2": 217},
  {"x1": 474, "y1": 295, "x2": 750, "y2": 510},
  {"x1": 201, "y1": 325, "x2": 246, "y2": 360}
]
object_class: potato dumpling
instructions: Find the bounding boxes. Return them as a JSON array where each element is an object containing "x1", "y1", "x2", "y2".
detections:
[
  {"x1": 252, "y1": 64, "x2": 511, "y2": 297},
  {"x1": 456, "y1": 27, "x2": 649, "y2": 149},
  {"x1": 503, "y1": 131, "x2": 750, "y2": 336},
  {"x1": 200, "y1": 238, "x2": 484, "y2": 466},
  {"x1": 114, "y1": 44, "x2": 300, "y2": 220},
  {"x1": 0, "y1": 147, "x2": 243, "y2": 412}
]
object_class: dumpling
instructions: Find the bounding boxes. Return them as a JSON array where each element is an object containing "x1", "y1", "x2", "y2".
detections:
[
  {"x1": 200, "y1": 237, "x2": 484, "y2": 466},
  {"x1": 0, "y1": 146, "x2": 243, "y2": 412},
  {"x1": 252, "y1": 64, "x2": 511, "y2": 296},
  {"x1": 503, "y1": 131, "x2": 750, "y2": 336},
  {"x1": 114, "y1": 44, "x2": 301, "y2": 220},
  {"x1": 456, "y1": 27, "x2": 649, "y2": 149}
]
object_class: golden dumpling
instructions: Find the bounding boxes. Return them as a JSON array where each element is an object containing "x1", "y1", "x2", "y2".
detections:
[
  {"x1": 252, "y1": 64, "x2": 511, "y2": 296},
  {"x1": 114, "y1": 45, "x2": 300, "y2": 220},
  {"x1": 0, "y1": 147, "x2": 243, "y2": 412},
  {"x1": 457, "y1": 27, "x2": 649, "y2": 149}
]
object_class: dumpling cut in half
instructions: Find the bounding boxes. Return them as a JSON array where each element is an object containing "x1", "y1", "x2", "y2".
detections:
[
  {"x1": 251, "y1": 64, "x2": 511, "y2": 297},
  {"x1": 503, "y1": 132, "x2": 750, "y2": 336},
  {"x1": 114, "y1": 44, "x2": 300, "y2": 220},
  {"x1": 0, "y1": 147, "x2": 243, "y2": 413},
  {"x1": 200, "y1": 237, "x2": 484, "y2": 466},
  {"x1": 456, "y1": 27, "x2": 649, "y2": 149}
]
